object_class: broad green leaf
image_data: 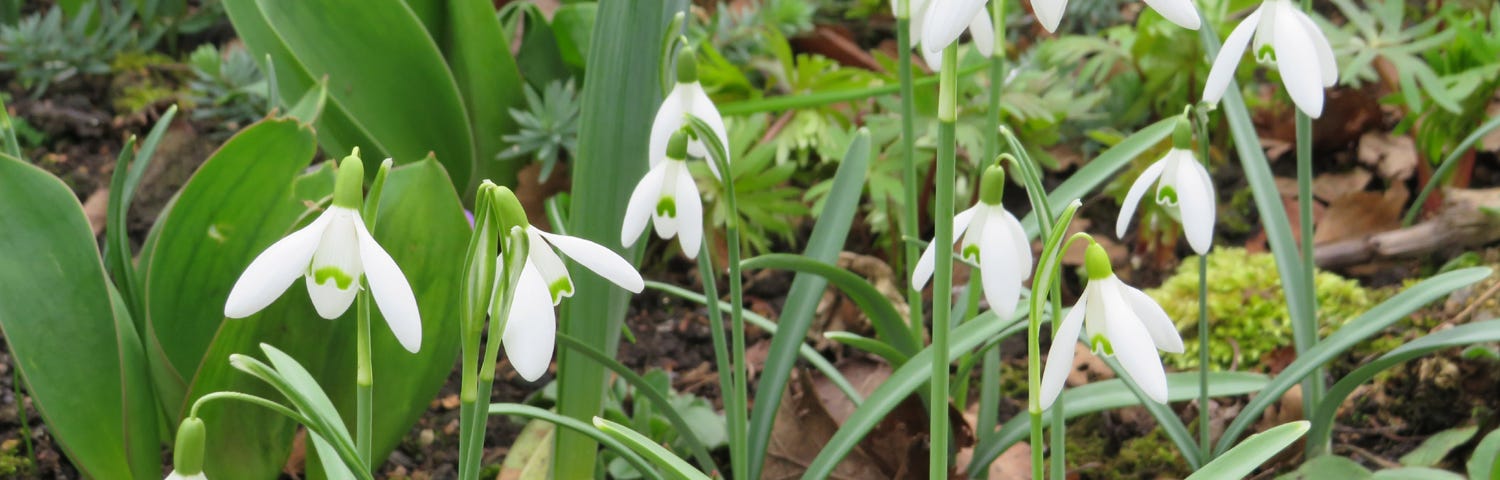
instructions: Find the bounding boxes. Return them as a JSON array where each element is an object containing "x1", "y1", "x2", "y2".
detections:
[
  {"x1": 554, "y1": 2, "x2": 684, "y2": 478},
  {"x1": 972, "y1": 371, "x2": 1271, "y2": 473},
  {"x1": 1468, "y1": 428, "x2": 1500, "y2": 480},
  {"x1": 1310, "y1": 320, "x2": 1500, "y2": 454},
  {"x1": 222, "y1": 0, "x2": 379, "y2": 160},
  {"x1": 1187, "y1": 421, "x2": 1309, "y2": 480},
  {"x1": 443, "y1": 0, "x2": 526, "y2": 189},
  {"x1": 1279, "y1": 455, "x2": 1373, "y2": 480},
  {"x1": 552, "y1": 3, "x2": 597, "y2": 71},
  {"x1": 1216, "y1": 267, "x2": 1492, "y2": 456},
  {"x1": 1370, "y1": 467, "x2": 1466, "y2": 480},
  {"x1": 108, "y1": 284, "x2": 162, "y2": 480},
  {"x1": 1401, "y1": 427, "x2": 1478, "y2": 468},
  {"x1": 511, "y1": 5, "x2": 571, "y2": 91},
  {"x1": 0, "y1": 154, "x2": 140, "y2": 478}
]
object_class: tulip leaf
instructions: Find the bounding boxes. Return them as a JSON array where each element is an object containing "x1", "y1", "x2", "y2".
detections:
[
  {"x1": 442, "y1": 0, "x2": 526, "y2": 190},
  {"x1": 0, "y1": 154, "x2": 150, "y2": 478}
]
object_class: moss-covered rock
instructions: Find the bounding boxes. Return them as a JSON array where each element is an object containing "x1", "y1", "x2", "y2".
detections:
[{"x1": 1147, "y1": 248, "x2": 1374, "y2": 371}]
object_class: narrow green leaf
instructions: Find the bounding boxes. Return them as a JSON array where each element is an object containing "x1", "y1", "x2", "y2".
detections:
[
  {"x1": 286, "y1": 78, "x2": 329, "y2": 126},
  {"x1": 555, "y1": 2, "x2": 684, "y2": 477},
  {"x1": 824, "y1": 332, "x2": 910, "y2": 366},
  {"x1": 1216, "y1": 267, "x2": 1492, "y2": 456},
  {"x1": 0, "y1": 154, "x2": 138, "y2": 478},
  {"x1": 1310, "y1": 320, "x2": 1500, "y2": 453},
  {"x1": 1016, "y1": 118, "x2": 1174, "y2": 238},
  {"x1": 108, "y1": 284, "x2": 162, "y2": 480},
  {"x1": 741, "y1": 254, "x2": 919, "y2": 357},
  {"x1": 594, "y1": 417, "x2": 711, "y2": 480},
  {"x1": 1401, "y1": 427, "x2": 1478, "y2": 468},
  {"x1": 1404, "y1": 115, "x2": 1500, "y2": 226},
  {"x1": 488, "y1": 403, "x2": 661, "y2": 480},
  {"x1": 1188, "y1": 421, "x2": 1309, "y2": 480},
  {"x1": 1369, "y1": 467, "x2": 1466, "y2": 480},
  {"x1": 1280, "y1": 455, "x2": 1373, "y2": 479},
  {"x1": 1467, "y1": 427, "x2": 1500, "y2": 480}
]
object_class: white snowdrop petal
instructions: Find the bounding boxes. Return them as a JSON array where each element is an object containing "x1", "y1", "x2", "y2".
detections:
[
  {"x1": 224, "y1": 211, "x2": 332, "y2": 318},
  {"x1": 536, "y1": 230, "x2": 644, "y2": 293},
  {"x1": 1201, "y1": 8, "x2": 1263, "y2": 104},
  {"x1": 1121, "y1": 284, "x2": 1184, "y2": 353},
  {"x1": 648, "y1": 85, "x2": 691, "y2": 167},
  {"x1": 912, "y1": 240, "x2": 939, "y2": 290},
  {"x1": 1031, "y1": 0, "x2": 1069, "y2": 33},
  {"x1": 650, "y1": 162, "x2": 682, "y2": 240},
  {"x1": 502, "y1": 263, "x2": 557, "y2": 382},
  {"x1": 1000, "y1": 210, "x2": 1033, "y2": 278},
  {"x1": 683, "y1": 83, "x2": 731, "y2": 179},
  {"x1": 525, "y1": 229, "x2": 574, "y2": 305},
  {"x1": 1117, "y1": 158, "x2": 1168, "y2": 240},
  {"x1": 1102, "y1": 282, "x2": 1171, "y2": 403},
  {"x1": 674, "y1": 165, "x2": 704, "y2": 259},
  {"x1": 1176, "y1": 156, "x2": 1217, "y2": 254},
  {"x1": 1272, "y1": 2, "x2": 1325, "y2": 118},
  {"x1": 621, "y1": 164, "x2": 667, "y2": 248},
  {"x1": 968, "y1": 10, "x2": 995, "y2": 57},
  {"x1": 979, "y1": 209, "x2": 1025, "y2": 318},
  {"x1": 1040, "y1": 299, "x2": 1088, "y2": 409},
  {"x1": 1141, "y1": 0, "x2": 1201, "y2": 30},
  {"x1": 922, "y1": 0, "x2": 990, "y2": 51},
  {"x1": 1293, "y1": 10, "x2": 1338, "y2": 87},
  {"x1": 305, "y1": 210, "x2": 363, "y2": 320},
  {"x1": 353, "y1": 216, "x2": 422, "y2": 353}
]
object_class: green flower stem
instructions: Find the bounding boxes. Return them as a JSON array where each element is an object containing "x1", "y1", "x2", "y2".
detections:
[
  {"x1": 696, "y1": 237, "x2": 738, "y2": 478},
  {"x1": 716, "y1": 62, "x2": 987, "y2": 116},
  {"x1": 355, "y1": 293, "x2": 373, "y2": 464},
  {"x1": 897, "y1": 2, "x2": 925, "y2": 351},
  {"x1": 1194, "y1": 108, "x2": 1214, "y2": 460},
  {"x1": 726, "y1": 193, "x2": 750, "y2": 480},
  {"x1": 191, "y1": 392, "x2": 373, "y2": 480},
  {"x1": 931, "y1": 43, "x2": 959, "y2": 479},
  {"x1": 463, "y1": 230, "x2": 527, "y2": 480},
  {"x1": 1294, "y1": 111, "x2": 1324, "y2": 416}
]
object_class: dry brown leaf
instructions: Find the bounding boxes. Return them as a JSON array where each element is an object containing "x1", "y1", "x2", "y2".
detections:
[
  {"x1": 812, "y1": 358, "x2": 892, "y2": 424},
  {"x1": 763, "y1": 372, "x2": 888, "y2": 480},
  {"x1": 83, "y1": 188, "x2": 109, "y2": 236},
  {"x1": 1357, "y1": 132, "x2": 1418, "y2": 181},
  {"x1": 1312, "y1": 184, "x2": 1408, "y2": 245},
  {"x1": 1312, "y1": 168, "x2": 1373, "y2": 203},
  {"x1": 954, "y1": 439, "x2": 1033, "y2": 479}
]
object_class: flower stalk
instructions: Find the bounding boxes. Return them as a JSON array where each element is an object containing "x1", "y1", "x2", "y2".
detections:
[
  {"x1": 930, "y1": 42, "x2": 959, "y2": 479},
  {"x1": 1193, "y1": 107, "x2": 1215, "y2": 460}
]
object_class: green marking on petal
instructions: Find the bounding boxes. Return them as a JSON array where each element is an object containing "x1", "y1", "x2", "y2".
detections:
[
  {"x1": 656, "y1": 197, "x2": 677, "y2": 218},
  {"x1": 1255, "y1": 44, "x2": 1276, "y2": 64},
  {"x1": 1090, "y1": 334, "x2": 1114, "y2": 356},
  {"x1": 962, "y1": 244, "x2": 981, "y2": 263},
  {"x1": 1155, "y1": 185, "x2": 1179, "y2": 206},
  {"x1": 313, "y1": 266, "x2": 356, "y2": 290},
  {"x1": 549, "y1": 277, "x2": 573, "y2": 302}
]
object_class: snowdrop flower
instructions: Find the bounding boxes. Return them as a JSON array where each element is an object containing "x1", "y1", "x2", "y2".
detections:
[
  {"x1": 650, "y1": 46, "x2": 729, "y2": 178},
  {"x1": 166, "y1": 417, "x2": 207, "y2": 480},
  {"x1": 1031, "y1": 0, "x2": 1199, "y2": 33},
  {"x1": 1040, "y1": 242, "x2": 1184, "y2": 408},
  {"x1": 912, "y1": 165, "x2": 1032, "y2": 317},
  {"x1": 224, "y1": 153, "x2": 422, "y2": 353},
  {"x1": 490, "y1": 187, "x2": 646, "y2": 381},
  {"x1": 623, "y1": 130, "x2": 703, "y2": 258},
  {"x1": 1202, "y1": 0, "x2": 1338, "y2": 118},
  {"x1": 1116, "y1": 118, "x2": 1216, "y2": 254},
  {"x1": 908, "y1": 0, "x2": 994, "y2": 69}
]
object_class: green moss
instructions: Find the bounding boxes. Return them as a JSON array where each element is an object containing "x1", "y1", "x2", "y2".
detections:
[
  {"x1": 0, "y1": 440, "x2": 32, "y2": 477},
  {"x1": 1147, "y1": 248, "x2": 1374, "y2": 371},
  {"x1": 1058, "y1": 415, "x2": 1189, "y2": 479}
]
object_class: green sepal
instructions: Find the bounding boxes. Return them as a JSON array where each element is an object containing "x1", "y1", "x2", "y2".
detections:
[
  {"x1": 675, "y1": 46, "x2": 698, "y2": 84},
  {"x1": 979, "y1": 163, "x2": 1006, "y2": 206},
  {"x1": 489, "y1": 186, "x2": 530, "y2": 235},
  {"x1": 1172, "y1": 115, "x2": 1193, "y2": 151},
  {"x1": 333, "y1": 149, "x2": 365, "y2": 209},
  {"x1": 174, "y1": 417, "x2": 207, "y2": 475},
  {"x1": 666, "y1": 130, "x2": 690, "y2": 160},
  {"x1": 1084, "y1": 241, "x2": 1112, "y2": 281}
]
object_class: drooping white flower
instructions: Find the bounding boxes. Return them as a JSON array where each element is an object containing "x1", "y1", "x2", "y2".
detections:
[
  {"x1": 1202, "y1": 0, "x2": 1338, "y2": 118},
  {"x1": 1031, "y1": 0, "x2": 1199, "y2": 33},
  {"x1": 503, "y1": 225, "x2": 645, "y2": 381},
  {"x1": 1116, "y1": 145, "x2": 1216, "y2": 254},
  {"x1": 912, "y1": 166, "x2": 1032, "y2": 317},
  {"x1": 649, "y1": 46, "x2": 730, "y2": 179},
  {"x1": 911, "y1": 0, "x2": 994, "y2": 69},
  {"x1": 224, "y1": 156, "x2": 422, "y2": 353},
  {"x1": 623, "y1": 130, "x2": 703, "y2": 259},
  {"x1": 1040, "y1": 242, "x2": 1184, "y2": 408}
]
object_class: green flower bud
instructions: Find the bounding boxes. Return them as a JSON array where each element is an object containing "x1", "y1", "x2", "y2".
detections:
[
  {"x1": 667, "y1": 129, "x2": 691, "y2": 160},
  {"x1": 333, "y1": 148, "x2": 365, "y2": 209},
  {"x1": 978, "y1": 164, "x2": 1006, "y2": 206},
  {"x1": 173, "y1": 416, "x2": 206, "y2": 475},
  {"x1": 675, "y1": 46, "x2": 698, "y2": 84},
  {"x1": 490, "y1": 186, "x2": 529, "y2": 235},
  {"x1": 1172, "y1": 113, "x2": 1193, "y2": 150},
  {"x1": 1084, "y1": 241, "x2": 1113, "y2": 281}
]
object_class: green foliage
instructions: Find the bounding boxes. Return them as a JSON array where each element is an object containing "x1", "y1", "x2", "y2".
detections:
[
  {"x1": 0, "y1": 3, "x2": 145, "y2": 97},
  {"x1": 186, "y1": 43, "x2": 267, "y2": 134},
  {"x1": 499, "y1": 80, "x2": 581, "y2": 183},
  {"x1": 1063, "y1": 417, "x2": 1192, "y2": 479},
  {"x1": 695, "y1": 114, "x2": 812, "y2": 255},
  {"x1": 1148, "y1": 248, "x2": 1375, "y2": 371}
]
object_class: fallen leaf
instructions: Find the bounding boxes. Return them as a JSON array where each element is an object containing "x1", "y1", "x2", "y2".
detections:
[
  {"x1": 763, "y1": 371, "x2": 888, "y2": 479},
  {"x1": 499, "y1": 419, "x2": 554, "y2": 480},
  {"x1": 1357, "y1": 132, "x2": 1418, "y2": 182},
  {"x1": 1312, "y1": 169, "x2": 1373, "y2": 203},
  {"x1": 83, "y1": 188, "x2": 109, "y2": 236},
  {"x1": 812, "y1": 358, "x2": 892, "y2": 423},
  {"x1": 1312, "y1": 184, "x2": 1408, "y2": 245}
]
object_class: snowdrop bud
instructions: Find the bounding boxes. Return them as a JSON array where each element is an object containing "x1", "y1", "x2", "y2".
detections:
[
  {"x1": 333, "y1": 151, "x2": 365, "y2": 210},
  {"x1": 978, "y1": 164, "x2": 1006, "y2": 206},
  {"x1": 173, "y1": 417, "x2": 206, "y2": 476},
  {"x1": 489, "y1": 186, "x2": 529, "y2": 236},
  {"x1": 675, "y1": 46, "x2": 698, "y2": 84},
  {"x1": 1084, "y1": 241, "x2": 1112, "y2": 281},
  {"x1": 1172, "y1": 115, "x2": 1193, "y2": 150},
  {"x1": 666, "y1": 130, "x2": 691, "y2": 160}
]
